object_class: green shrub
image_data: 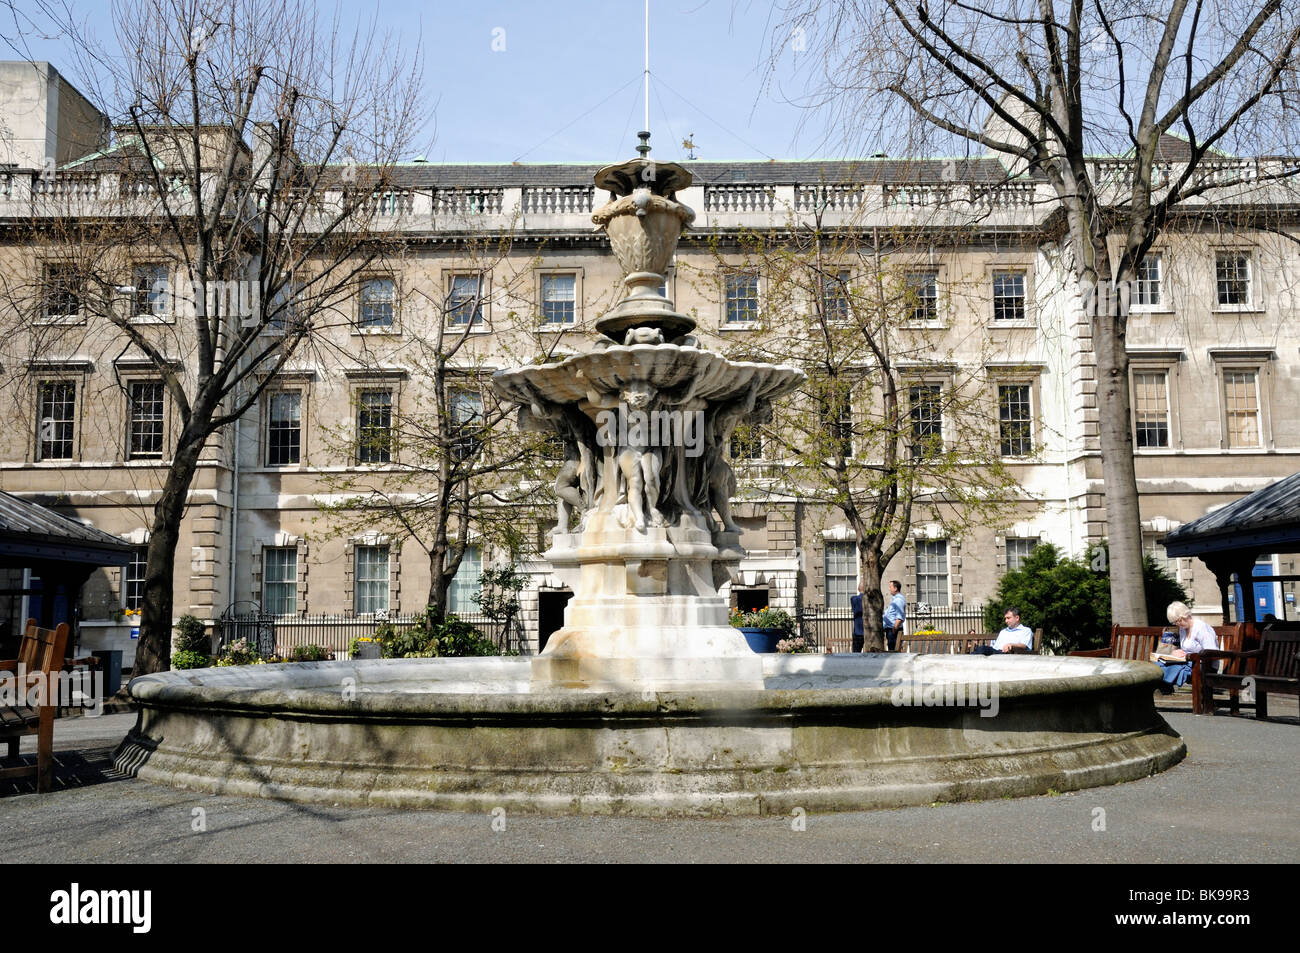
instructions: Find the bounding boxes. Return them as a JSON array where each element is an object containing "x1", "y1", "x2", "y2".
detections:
[
  {"x1": 290, "y1": 643, "x2": 333, "y2": 662},
  {"x1": 374, "y1": 610, "x2": 501, "y2": 658},
  {"x1": 984, "y1": 542, "x2": 1189, "y2": 654},
  {"x1": 171, "y1": 649, "x2": 211, "y2": 670},
  {"x1": 174, "y1": 614, "x2": 210, "y2": 654}
]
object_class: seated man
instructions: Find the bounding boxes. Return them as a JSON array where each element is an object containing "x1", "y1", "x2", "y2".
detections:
[{"x1": 970, "y1": 607, "x2": 1034, "y2": 655}]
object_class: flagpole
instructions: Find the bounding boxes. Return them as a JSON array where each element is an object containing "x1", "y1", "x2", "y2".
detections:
[{"x1": 644, "y1": 0, "x2": 650, "y2": 135}]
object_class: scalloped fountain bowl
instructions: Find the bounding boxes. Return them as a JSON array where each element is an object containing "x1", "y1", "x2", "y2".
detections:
[{"x1": 116, "y1": 654, "x2": 1184, "y2": 815}]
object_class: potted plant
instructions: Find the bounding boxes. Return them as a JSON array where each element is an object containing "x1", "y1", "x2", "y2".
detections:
[{"x1": 730, "y1": 606, "x2": 797, "y2": 653}]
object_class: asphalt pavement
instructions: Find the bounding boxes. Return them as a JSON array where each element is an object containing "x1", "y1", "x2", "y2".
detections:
[{"x1": 2, "y1": 701, "x2": 1296, "y2": 864}]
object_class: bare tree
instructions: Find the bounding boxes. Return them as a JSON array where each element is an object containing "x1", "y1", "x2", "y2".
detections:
[
  {"x1": 770, "y1": 0, "x2": 1300, "y2": 624},
  {"x1": 703, "y1": 206, "x2": 1029, "y2": 651},
  {"x1": 0, "y1": 0, "x2": 424, "y2": 673},
  {"x1": 316, "y1": 232, "x2": 582, "y2": 622}
]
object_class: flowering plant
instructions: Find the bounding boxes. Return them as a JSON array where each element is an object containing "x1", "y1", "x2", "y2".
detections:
[
  {"x1": 729, "y1": 607, "x2": 797, "y2": 637},
  {"x1": 776, "y1": 636, "x2": 815, "y2": 654},
  {"x1": 215, "y1": 636, "x2": 264, "y2": 666}
]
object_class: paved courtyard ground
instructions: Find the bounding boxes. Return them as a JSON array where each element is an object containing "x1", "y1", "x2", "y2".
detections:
[{"x1": 2, "y1": 695, "x2": 1296, "y2": 864}]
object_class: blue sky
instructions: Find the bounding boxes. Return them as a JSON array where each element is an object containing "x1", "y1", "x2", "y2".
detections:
[{"x1": 5, "y1": 0, "x2": 838, "y2": 163}]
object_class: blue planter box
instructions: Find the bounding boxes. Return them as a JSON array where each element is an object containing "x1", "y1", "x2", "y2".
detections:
[{"x1": 738, "y1": 627, "x2": 783, "y2": 653}]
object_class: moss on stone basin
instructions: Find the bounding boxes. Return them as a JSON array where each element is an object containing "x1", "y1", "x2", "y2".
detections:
[{"x1": 116, "y1": 654, "x2": 1185, "y2": 816}]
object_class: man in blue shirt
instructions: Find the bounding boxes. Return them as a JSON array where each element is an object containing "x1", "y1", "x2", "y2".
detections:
[
  {"x1": 970, "y1": 607, "x2": 1034, "y2": 655},
  {"x1": 882, "y1": 580, "x2": 906, "y2": 651}
]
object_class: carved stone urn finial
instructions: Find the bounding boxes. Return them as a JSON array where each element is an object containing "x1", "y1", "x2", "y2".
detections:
[{"x1": 591, "y1": 138, "x2": 697, "y2": 343}]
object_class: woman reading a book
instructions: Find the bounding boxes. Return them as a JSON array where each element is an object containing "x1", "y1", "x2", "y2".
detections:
[{"x1": 1155, "y1": 601, "x2": 1219, "y2": 695}]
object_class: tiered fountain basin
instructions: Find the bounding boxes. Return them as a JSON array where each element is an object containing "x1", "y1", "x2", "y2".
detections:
[
  {"x1": 116, "y1": 654, "x2": 1185, "y2": 815},
  {"x1": 494, "y1": 343, "x2": 805, "y2": 690}
]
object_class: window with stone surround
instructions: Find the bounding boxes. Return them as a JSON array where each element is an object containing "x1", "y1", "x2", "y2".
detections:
[
  {"x1": 359, "y1": 276, "x2": 396, "y2": 329},
  {"x1": 1215, "y1": 251, "x2": 1252, "y2": 308},
  {"x1": 448, "y1": 545, "x2": 482, "y2": 614},
  {"x1": 37, "y1": 380, "x2": 76, "y2": 461},
  {"x1": 1134, "y1": 254, "x2": 1163, "y2": 308},
  {"x1": 1222, "y1": 369, "x2": 1261, "y2": 448},
  {"x1": 1006, "y1": 537, "x2": 1038, "y2": 572},
  {"x1": 123, "y1": 546, "x2": 148, "y2": 611},
  {"x1": 356, "y1": 388, "x2": 393, "y2": 464},
  {"x1": 40, "y1": 263, "x2": 82, "y2": 323},
  {"x1": 729, "y1": 410, "x2": 763, "y2": 460},
  {"x1": 127, "y1": 380, "x2": 166, "y2": 459},
  {"x1": 354, "y1": 545, "x2": 390, "y2": 614},
  {"x1": 723, "y1": 271, "x2": 759, "y2": 324},
  {"x1": 905, "y1": 269, "x2": 938, "y2": 323},
  {"x1": 997, "y1": 383, "x2": 1033, "y2": 457},
  {"x1": 991, "y1": 270, "x2": 1027, "y2": 322},
  {"x1": 1132, "y1": 370, "x2": 1170, "y2": 449},
  {"x1": 909, "y1": 383, "x2": 943, "y2": 459},
  {"x1": 448, "y1": 272, "x2": 487, "y2": 327},
  {"x1": 821, "y1": 270, "x2": 851, "y2": 323},
  {"x1": 816, "y1": 380, "x2": 854, "y2": 458},
  {"x1": 540, "y1": 273, "x2": 577, "y2": 324},
  {"x1": 262, "y1": 547, "x2": 298, "y2": 616},
  {"x1": 266, "y1": 390, "x2": 302, "y2": 465},
  {"x1": 824, "y1": 541, "x2": 857, "y2": 611},
  {"x1": 132, "y1": 262, "x2": 171, "y2": 321},
  {"x1": 915, "y1": 540, "x2": 949, "y2": 606}
]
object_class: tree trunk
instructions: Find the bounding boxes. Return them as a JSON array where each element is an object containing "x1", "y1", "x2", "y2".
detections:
[
  {"x1": 1086, "y1": 252, "x2": 1148, "y2": 627},
  {"x1": 1092, "y1": 309, "x2": 1148, "y2": 625},
  {"x1": 134, "y1": 433, "x2": 206, "y2": 675},
  {"x1": 859, "y1": 544, "x2": 886, "y2": 652},
  {"x1": 426, "y1": 548, "x2": 450, "y2": 623}
]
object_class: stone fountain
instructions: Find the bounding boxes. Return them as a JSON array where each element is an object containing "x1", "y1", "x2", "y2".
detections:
[
  {"x1": 492, "y1": 144, "x2": 801, "y2": 691},
  {"x1": 115, "y1": 142, "x2": 1186, "y2": 815}
]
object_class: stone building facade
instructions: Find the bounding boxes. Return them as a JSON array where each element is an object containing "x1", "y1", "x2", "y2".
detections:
[{"x1": 1, "y1": 61, "x2": 1298, "y2": 658}]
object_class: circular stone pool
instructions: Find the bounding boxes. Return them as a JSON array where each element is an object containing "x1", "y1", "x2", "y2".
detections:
[{"x1": 115, "y1": 654, "x2": 1185, "y2": 816}]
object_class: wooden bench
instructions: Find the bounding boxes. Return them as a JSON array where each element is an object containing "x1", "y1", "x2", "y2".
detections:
[
  {"x1": 899, "y1": 628, "x2": 1042, "y2": 655},
  {"x1": 1199, "y1": 628, "x2": 1300, "y2": 720},
  {"x1": 1071, "y1": 623, "x2": 1254, "y2": 714},
  {"x1": 0, "y1": 619, "x2": 70, "y2": 793},
  {"x1": 1070, "y1": 625, "x2": 1167, "y2": 661}
]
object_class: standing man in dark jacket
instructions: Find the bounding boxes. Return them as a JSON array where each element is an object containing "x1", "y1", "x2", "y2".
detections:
[{"x1": 850, "y1": 581, "x2": 865, "y2": 653}]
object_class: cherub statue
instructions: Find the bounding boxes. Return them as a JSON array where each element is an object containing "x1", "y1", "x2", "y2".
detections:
[
  {"x1": 524, "y1": 387, "x2": 596, "y2": 533},
  {"x1": 617, "y1": 381, "x2": 665, "y2": 531},
  {"x1": 699, "y1": 382, "x2": 760, "y2": 535}
]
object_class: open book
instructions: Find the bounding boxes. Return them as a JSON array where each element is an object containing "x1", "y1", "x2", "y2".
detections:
[
  {"x1": 1150, "y1": 631, "x2": 1185, "y2": 664},
  {"x1": 1150, "y1": 647, "x2": 1187, "y2": 662}
]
